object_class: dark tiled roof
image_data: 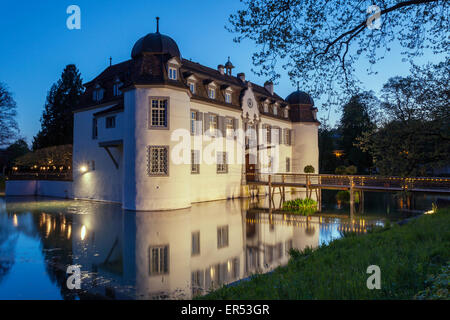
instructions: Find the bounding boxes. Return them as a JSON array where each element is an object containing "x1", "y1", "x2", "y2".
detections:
[
  {"x1": 77, "y1": 50, "x2": 317, "y2": 123},
  {"x1": 93, "y1": 102, "x2": 124, "y2": 117}
]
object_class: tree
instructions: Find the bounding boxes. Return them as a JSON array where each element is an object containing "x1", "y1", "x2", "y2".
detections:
[
  {"x1": 338, "y1": 92, "x2": 377, "y2": 173},
  {"x1": 227, "y1": 0, "x2": 448, "y2": 107},
  {"x1": 33, "y1": 64, "x2": 83, "y2": 150},
  {"x1": 6, "y1": 139, "x2": 30, "y2": 165},
  {"x1": 0, "y1": 83, "x2": 19, "y2": 148},
  {"x1": 357, "y1": 60, "x2": 449, "y2": 176},
  {"x1": 318, "y1": 124, "x2": 338, "y2": 174}
]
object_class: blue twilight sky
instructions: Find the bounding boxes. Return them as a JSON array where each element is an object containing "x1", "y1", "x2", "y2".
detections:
[{"x1": 0, "y1": 1, "x2": 443, "y2": 146}]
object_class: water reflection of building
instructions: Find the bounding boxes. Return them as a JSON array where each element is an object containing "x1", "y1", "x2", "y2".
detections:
[{"x1": 3, "y1": 197, "x2": 357, "y2": 299}]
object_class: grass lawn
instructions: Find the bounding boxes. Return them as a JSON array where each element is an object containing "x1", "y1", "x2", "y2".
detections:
[{"x1": 201, "y1": 208, "x2": 450, "y2": 300}]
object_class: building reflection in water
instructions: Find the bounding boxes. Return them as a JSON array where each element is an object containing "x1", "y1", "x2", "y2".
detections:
[{"x1": 1, "y1": 195, "x2": 372, "y2": 300}]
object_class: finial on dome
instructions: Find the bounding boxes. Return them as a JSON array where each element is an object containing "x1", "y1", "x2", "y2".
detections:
[{"x1": 156, "y1": 17, "x2": 160, "y2": 33}]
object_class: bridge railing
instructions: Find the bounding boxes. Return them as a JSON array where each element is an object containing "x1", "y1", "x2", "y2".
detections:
[{"x1": 250, "y1": 172, "x2": 450, "y2": 191}]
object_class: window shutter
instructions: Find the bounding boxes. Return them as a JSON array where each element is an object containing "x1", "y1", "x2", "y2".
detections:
[
  {"x1": 218, "y1": 116, "x2": 225, "y2": 138},
  {"x1": 204, "y1": 113, "x2": 210, "y2": 136},
  {"x1": 279, "y1": 128, "x2": 282, "y2": 145},
  {"x1": 233, "y1": 118, "x2": 239, "y2": 139},
  {"x1": 196, "y1": 112, "x2": 203, "y2": 135},
  {"x1": 289, "y1": 129, "x2": 293, "y2": 146}
]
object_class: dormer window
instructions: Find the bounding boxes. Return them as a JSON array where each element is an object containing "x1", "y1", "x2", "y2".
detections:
[
  {"x1": 168, "y1": 67, "x2": 177, "y2": 80},
  {"x1": 225, "y1": 92, "x2": 231, "y2": 103},
  {"x1": 273, "y1": 106, "x2": 278, "y2": 116},
  {"x1": 284, "y1": 108, "x2": 289, "y2": 118},
  {"x1": 189, "y1": 82, "x2": 195, "y2": 94},
  {"x1": 113, "y1": 77, "x2": 122, "y2": 96},
  {"x1": 93, "y1": 84, "x2": 104, "y2": 102},
  {"x1": 208, "y1": 88, "x2": 216, "y2": 99},
  {"x1": 263, "y1": 103, "x2": 269, "y2": 113}
]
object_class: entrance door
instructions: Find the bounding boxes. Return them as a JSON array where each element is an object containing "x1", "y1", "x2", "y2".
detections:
[{"x1": 246, "y1": 153, "x2": 256, "y2": 182}]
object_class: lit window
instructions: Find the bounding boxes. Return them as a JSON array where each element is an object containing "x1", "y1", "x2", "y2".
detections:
[
  {"x1": 192, "y1": 231, "x2": 200, "y2": 256},
  {"x1": 149, "y1": 245, "x2": 169, "y2": 275},
  {"x1": 225, "y1": 92, "x2": 231, "y2": 103},
  {"x1": 208, "y1": 88, "x2": 215, "y2": 99},
  {"x1": 217, "y1": 226, "x2": 229, "y2": 249},
  {"x1": 266, "y1": 126, "x2": 271, "y2": 144},
  {"x1": 191, "y1": 150, "x2": 200, "y2": 174},
  {"x1": 147, "y1": 146, "x2": 169, "y2": 176},
  {"x1": 209, "y1": 114, "x2": 218, "y2": 133},
  {"x1": 189, "y1": 82, "x2": 195, "y2": 94},
  {"x1": 225, "y1": 118, "x2": 234, "y2": 138},
  {"x1": 150, "y1": 99, "x2": 168, "y2": 128},
  {"x1": 190, "y1": 111, "x2": 196, "y2": 135},
  {"x1": 106, "y1": 116, "x2": 116, "y2": 129},
  {"x1": 217, "y1": 152, "x2": 228, "y2": 174},
  {"x1": 284, "y1": 129, "x2": 291, "y2": 145},
  {"x1": 168, "y1": 67, "x2": 177, "y2": 80}
]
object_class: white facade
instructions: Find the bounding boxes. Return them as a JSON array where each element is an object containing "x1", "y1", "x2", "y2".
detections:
[
  {"x1": 71, "y1": 31, "x2": 319, "y2": 211},
  {"x1": 73, "y1": 82, "x2": 319, "y2": 210}
]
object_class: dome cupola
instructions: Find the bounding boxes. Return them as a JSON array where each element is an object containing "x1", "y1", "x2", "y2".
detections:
[{"x1": 131, "y1": 17, "x2": 181, "y2": 59}]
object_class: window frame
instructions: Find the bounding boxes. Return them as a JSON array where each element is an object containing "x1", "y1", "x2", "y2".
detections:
[
  {"x1": 168, "y1": 66, "x2": 177, "y2": 80},
  {"x1": 148, "y1": 97, "x2": 170, "y2": 129},
  {"x1": 208, "y1": 88, "x2": 216, "y2": 99},
  {"x1": 217, "y1": 225, "x2": 229, "y2": 249},
  {"x1": 191, "y1": 149, "x2": 200, "y2": 174},
  {"x1": 225, "y1": 92, "x2": 232, "y2": 104},
  {"x1": 148, "y1": 245, "x2": 170, "y2": 276},
  {"x1": 191, "y1": 231, "x2": 200, "y2": 256},
  {"x1": 92, "y1": 118, "x2": 98, "y2": 139},
  {"x1": 216, "y1": 151, "x2": 228, "y2": 174},
  {"x1": 105, "y1": 116, "x2": 116, "y2": 129},
  {"x1": 147, "y1": 145, "x2": 169, "y2": 176}
]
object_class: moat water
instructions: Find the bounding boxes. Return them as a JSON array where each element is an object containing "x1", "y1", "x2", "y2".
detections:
[{"x1": 0, "y1": 191, "x2": 446, "y2": 299}]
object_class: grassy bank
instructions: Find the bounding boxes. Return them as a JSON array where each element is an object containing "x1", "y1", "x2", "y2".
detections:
[{"x1": 201, "y1": 208, "x2": 450, "y2": 300}]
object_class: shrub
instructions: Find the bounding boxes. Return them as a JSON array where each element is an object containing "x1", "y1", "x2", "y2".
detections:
[
  {"x1": 282, "y1": 198, "x2": 317, "y2": 215},
  {"x1": 304, "y1": 165, "x2": 315, "y2": 173},
  {"x1": 336, "y1": 190, "x2": 360, "y2": 204}
]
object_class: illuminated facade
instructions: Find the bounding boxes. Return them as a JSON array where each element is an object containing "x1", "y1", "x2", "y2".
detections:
[{"x1": 72, "y1": 26, "x2": 319, "y2": 210}]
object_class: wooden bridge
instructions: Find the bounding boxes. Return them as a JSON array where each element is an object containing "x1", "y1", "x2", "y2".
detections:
[{"x1": 247, "y1": 173, "x2": 450, "y2": 214}]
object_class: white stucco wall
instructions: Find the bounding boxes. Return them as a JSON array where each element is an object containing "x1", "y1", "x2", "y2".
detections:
[
  {"x1": 123, "y1": 87, "x2": 191, "y2": 211},
  {"x1": 292, "y1": 122, "x2": 319, "y2": 174},
  {"x1": 6, "y1": 180, "x2": 73, "y2": 198},
  {"x1": 73, "y1": 104, "x2": 123, "y2": 203}
]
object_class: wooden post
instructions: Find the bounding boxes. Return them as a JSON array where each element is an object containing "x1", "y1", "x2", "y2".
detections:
[
  {"x1": 306, "y1": 174, "x2": 310, "y2": 199},
  {"x1": 360, "y1": 190, "x2": 364, "y2": 214},
  {"x1": 268, "y1": 175, "x2": 272, "y2": 210},
  {"x1": 349, "y1": 177, "x2": 354, "y2": 217}
]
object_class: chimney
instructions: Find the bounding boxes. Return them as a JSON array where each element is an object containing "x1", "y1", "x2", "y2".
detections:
[
  {"x1": 218, "y1": 64, "x2": 224, "y2": 75},
  {"x1": 264, "y1": 81, "x2": 274, "y2": 96},
  {"x1": 237, "y1": 72, "x2": 245, "y2": 82}
]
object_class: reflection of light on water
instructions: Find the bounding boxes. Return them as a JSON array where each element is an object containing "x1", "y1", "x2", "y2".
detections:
[
  {"x1": 13, "y1": 214, "x2": 18, "y2": 227},
  {"x1": 80, "y1": 225, "x2": 87, "y2": 240},
  {"x1": 67, "y1": 224, "x2": 71, "y2": 239},
  {"x1": 46, "y1": 219, "x2": 51, "y2": 237}
]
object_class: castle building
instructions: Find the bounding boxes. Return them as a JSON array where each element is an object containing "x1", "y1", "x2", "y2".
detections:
[{"x1": 73, "y1": 25, "x2": 319, "y2": 211}]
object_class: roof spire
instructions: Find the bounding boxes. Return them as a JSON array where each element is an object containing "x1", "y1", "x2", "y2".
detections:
[
  {"x1": 297, "y1": 81, "x2": 300, "y2": 92},
  {"x1": 109, "y1": 56, "x2": 112, "y2": 66},
  {"x1": 156, "y1": 17, "x2": 160, "y2": 33}
]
